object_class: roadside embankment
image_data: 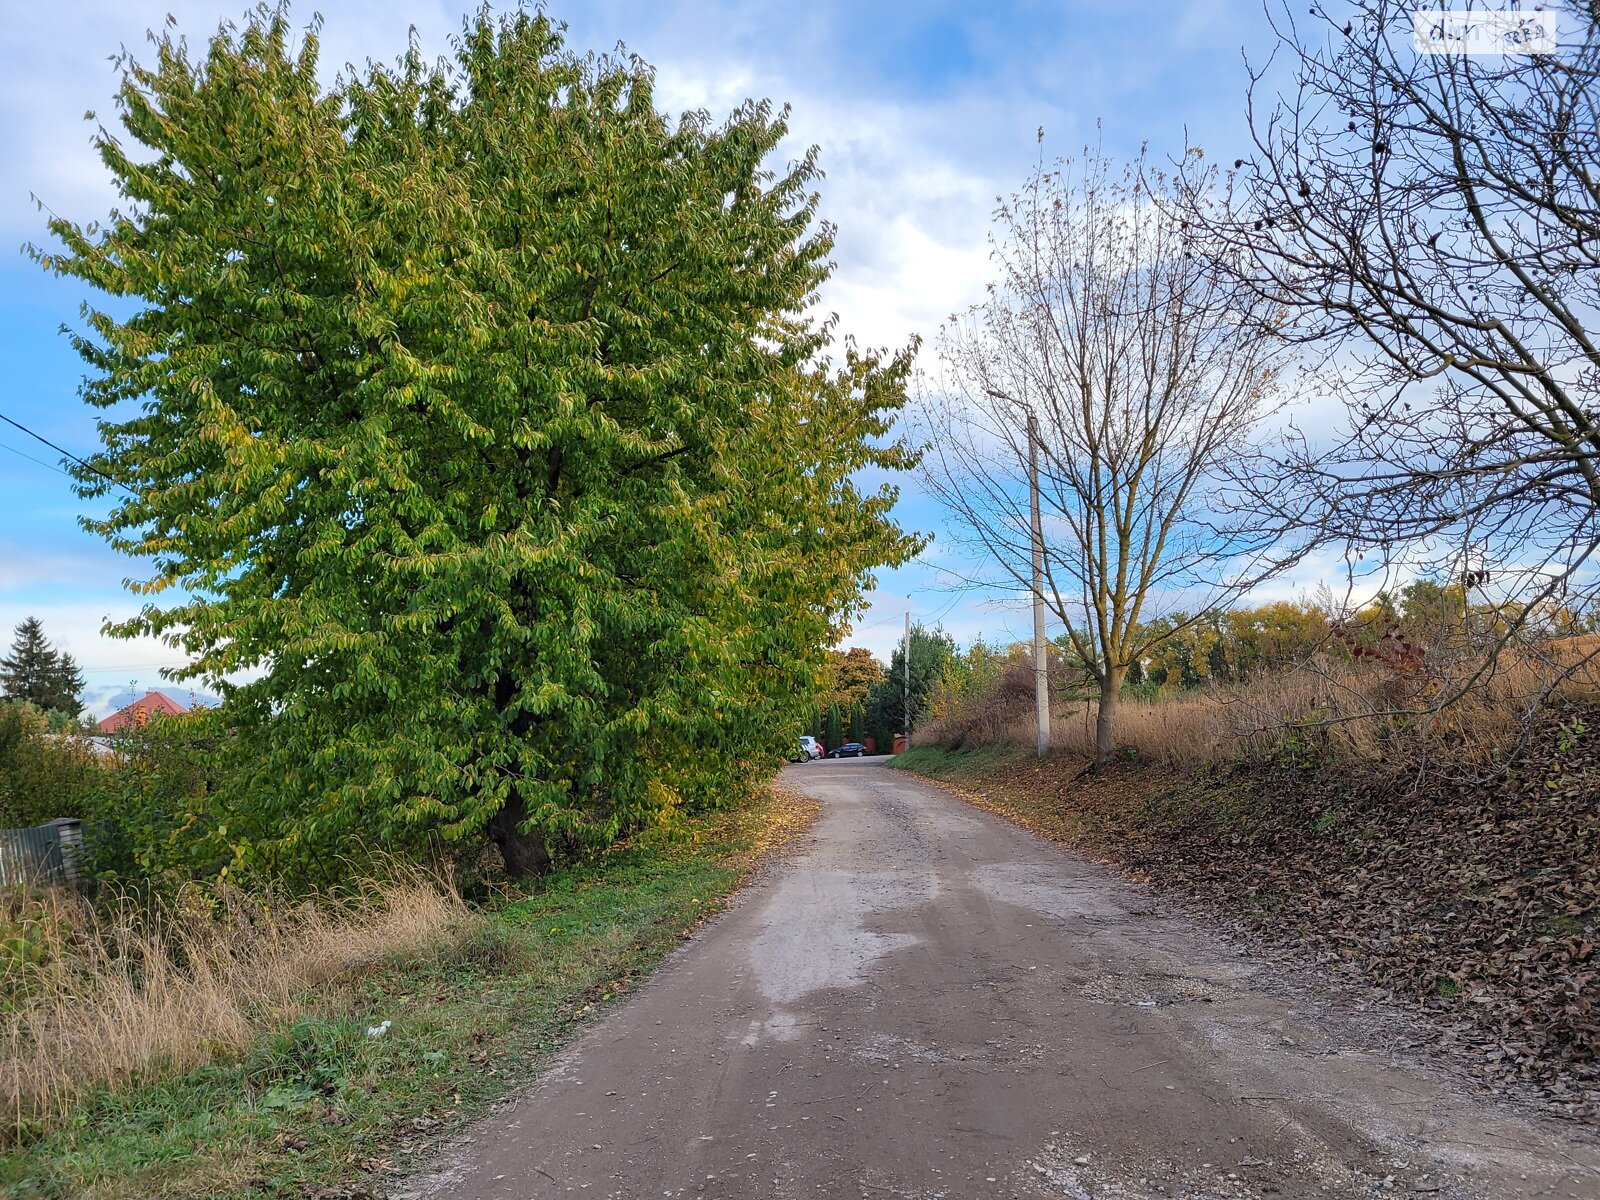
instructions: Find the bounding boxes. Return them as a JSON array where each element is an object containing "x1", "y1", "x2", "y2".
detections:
[
  {"x1": 0, "y1": 788, "x2": 818, "y2": 1200},
  {"x1": 892, "y1": 716, "x2": 1599, "y2": 1120}
]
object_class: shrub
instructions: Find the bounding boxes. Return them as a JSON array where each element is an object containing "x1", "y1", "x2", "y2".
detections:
[{"x1": 0, "y1": 702, "x2": 107, "y2": 829}]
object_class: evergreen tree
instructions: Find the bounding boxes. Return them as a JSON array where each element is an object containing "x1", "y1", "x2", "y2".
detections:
[
  {"x1": 38, "y1": 9, "x2": 918, "y2": 880},
  {"x1": 826, "y1": 702, "x2": 843, "y2": 751},
  {"x1": 864, "y1": 623, "x2": 956, "y2": 738},
  {"x1": 0, "y1": 618, "x2": 85, "y2": 717}
]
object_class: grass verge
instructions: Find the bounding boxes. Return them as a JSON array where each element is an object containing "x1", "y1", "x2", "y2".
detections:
[{"x1": 0, "y1": 788, "x2": 817, "y2": 1200}]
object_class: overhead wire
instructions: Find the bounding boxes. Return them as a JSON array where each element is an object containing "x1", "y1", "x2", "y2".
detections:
[
  {"x1": 0, "y1": 439, "x2": 73, "y2": 478},
  {"x1": 0, "y1": 409, "x2": 137, "y2": 498}
]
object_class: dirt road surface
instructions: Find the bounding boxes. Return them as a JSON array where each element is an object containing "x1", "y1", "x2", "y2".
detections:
[{"x1": 397, "y1": 759, "x2": 1600, "y2": 1200}]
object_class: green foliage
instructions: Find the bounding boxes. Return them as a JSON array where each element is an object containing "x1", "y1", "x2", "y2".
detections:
[
  {"x1": 1121, "y1": 678, "x2": 1161, "y2": 703},
  {"x1": 83, "y1": 715, "x2": 228, "y2": 888},
  {"x1": 864, "y1": 623, "x2": 955, "y2": 747},
  {"x1": 39, "y1": 8, "x2": 917, "y2": 884},
  {"x1": 825, "y1": 646, "x2": 885, "y2": 710},
  {"x1": 0, "y1": 619, "x2": 86, "y2": 719},
  {"x1": 1140, "y1": 600, "x2": 1330, "y2": 691},
  {"x1": 927, "y1": 637, "x2": 1028, "y2": 721},
  {"x1": 0, "y1": 702, "x2": 107, "y2": 829},
  {"x1": 826, "y1": 702, "x2": 843, "y2": 750}
]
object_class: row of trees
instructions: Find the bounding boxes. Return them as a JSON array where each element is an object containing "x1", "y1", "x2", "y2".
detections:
[
  {"x1": 39, "y1": 9, "x2": 918, "y2": 884},
  {"x1": 922, "y1": 0, "x2": 1600, "y2": 763}
]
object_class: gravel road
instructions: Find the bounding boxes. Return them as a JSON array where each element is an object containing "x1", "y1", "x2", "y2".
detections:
[{"x1": 398, "y1": 759, "x2": 1600, "y2": 1200}]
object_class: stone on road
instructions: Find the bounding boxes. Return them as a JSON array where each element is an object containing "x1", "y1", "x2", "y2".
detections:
[{"x1": 398, "y1": 759, "x2": 1600, "y2": 1199}]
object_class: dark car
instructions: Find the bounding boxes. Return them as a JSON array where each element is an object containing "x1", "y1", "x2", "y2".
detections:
[{"x1": 826, "y1": 742, "x2": 866, "y2": 758}]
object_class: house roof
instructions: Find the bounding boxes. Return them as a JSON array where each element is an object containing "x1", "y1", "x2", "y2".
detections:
[{"x1": 98, "y1": 689, "x2": 189, "y2": 734}]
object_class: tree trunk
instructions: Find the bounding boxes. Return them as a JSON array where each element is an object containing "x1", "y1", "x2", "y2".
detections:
[
  {"x1": 1094, "y1": 666, "x2": 1125, "y2": 767},
  {"x1": 487, "y1": 794, "x2": 551, "y2": 879}
]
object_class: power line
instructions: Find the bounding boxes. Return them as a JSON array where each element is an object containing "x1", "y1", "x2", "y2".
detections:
[
  {"x1": 847, "y1": 592, "x2": 965, "y2": 637},
  {"x1": 0, "y1": 410, "x2": 137, "y2": 498},
  {"x1": 0, "y1": 439, "x2": 73, "y2": 479}
]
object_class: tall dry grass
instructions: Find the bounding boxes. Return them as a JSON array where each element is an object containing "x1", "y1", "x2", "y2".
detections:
[
  {"x1": 920, "y1": 641, "x2": 1600, "y2": 767},
  {"x1": 0, "y1": 873, "x2": 476, "y2": 1141}
]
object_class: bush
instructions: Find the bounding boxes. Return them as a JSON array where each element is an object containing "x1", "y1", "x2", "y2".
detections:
[
  {"x1": 0, "y1": 702, "x2": 107, "y2": 829},
  {"x1": 78, "y1": 714, "x2": 224, "y2": 890}
]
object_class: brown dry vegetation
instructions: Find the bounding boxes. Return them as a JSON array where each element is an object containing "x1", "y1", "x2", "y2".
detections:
[
  {"x1": 0, "y1": 874, "x2": 475, "y2": 1140},
  {"x1": 920, "y1": 642, "x2": 1600, "y2": 771}
]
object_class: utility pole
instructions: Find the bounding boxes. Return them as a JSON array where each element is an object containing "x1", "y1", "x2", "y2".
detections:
[
  {"x1": 902, "y1": 611, "x2": 911, "y2": 751},
  {"x1": 1028, "y1": 409, "x2": 1050, "y2": 758},
  {"x1": 983, "y1": 386, "x2": 1051, "y2": 758}
]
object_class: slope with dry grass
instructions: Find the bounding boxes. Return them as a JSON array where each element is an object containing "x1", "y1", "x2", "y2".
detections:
[
  {"x1": 0, "y1": 788, "x2": 817, "y2": 1200},
  {"x1": 2, "y1": 874, "x2": 474, "y2": 1140},
  {"x1": 920, "y1": 642, "x2": 1600, "y2": 768}
]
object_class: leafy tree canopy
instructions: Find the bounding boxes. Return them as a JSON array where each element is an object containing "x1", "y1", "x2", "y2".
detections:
[
  {"x1": 826, "y1": 646, "x2": 884, "y2": 709},
  {"x1": 38, "y1": 6, "x2": 918, "y2": 880},
  {"x1": 865, "y1": 623, "x2": 955, "y2": 742}
]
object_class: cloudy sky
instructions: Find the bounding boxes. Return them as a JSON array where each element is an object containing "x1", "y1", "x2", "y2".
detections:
[{"x1": 0, "y1": 0, "x2": 1297, "y2": 715}]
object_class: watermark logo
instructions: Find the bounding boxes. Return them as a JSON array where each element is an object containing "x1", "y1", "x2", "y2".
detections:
[{"x1": 1413, "y1": 9, "x2": 1558, "y2": 54}]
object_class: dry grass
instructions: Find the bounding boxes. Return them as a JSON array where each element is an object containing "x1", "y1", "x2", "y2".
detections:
[
  {"x1": 0, "y1": 873, "x2": 476, "y2": 1141},
  {"x1": 921, "y1": 640, "x2": 1600, "y2": 768}
]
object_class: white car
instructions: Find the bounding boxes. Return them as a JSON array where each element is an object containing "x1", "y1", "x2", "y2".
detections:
[{"x1": 797, "y1": 736, "x2": 823, "y2": 761}]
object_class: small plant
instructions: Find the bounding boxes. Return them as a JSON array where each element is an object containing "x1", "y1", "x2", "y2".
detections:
[
  {"x1": 1557, "y1": 718, "x2": 1587, "y2": 754},
  {"x1": 243, "y1": 1017, "x2": 367, "y2": 1095}
]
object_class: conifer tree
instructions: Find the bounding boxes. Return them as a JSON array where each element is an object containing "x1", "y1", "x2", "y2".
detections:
[{"x1": 0, "y1": 618, "x2": 85, "y2": 718}]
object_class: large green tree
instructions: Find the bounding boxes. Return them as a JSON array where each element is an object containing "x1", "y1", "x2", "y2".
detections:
[
  {"x1": 38, "y1": 8, "x2": 916, "y2": 880},
  {"x1": 0, "y1": 618, "x2": 86, "y2": 718},
  {"x1": 825, "y1": 645, "x2": 884, "y2": 709}
]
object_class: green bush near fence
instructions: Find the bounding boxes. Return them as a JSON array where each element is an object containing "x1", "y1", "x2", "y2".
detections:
[
  {"x1": 0, "y1": 702, "x2": 106, "y2": 829},
  {"x1": 0, "y1": 700, "x2": 225, "y2": 894}
]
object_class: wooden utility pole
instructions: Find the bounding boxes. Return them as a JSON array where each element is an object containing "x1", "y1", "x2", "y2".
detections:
[{"x1": 903, "y1": 611, "x2": 911, "y2": 750}]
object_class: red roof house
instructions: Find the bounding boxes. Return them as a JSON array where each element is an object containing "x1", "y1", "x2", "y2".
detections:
[{"x1": 98, "y1": 690, "x2": 189, "y2": 734}]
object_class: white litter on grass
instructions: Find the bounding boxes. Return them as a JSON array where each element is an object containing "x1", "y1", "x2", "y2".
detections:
[{"x1": 366, "y1": 1019, "x2": 392, "y2": 1038}]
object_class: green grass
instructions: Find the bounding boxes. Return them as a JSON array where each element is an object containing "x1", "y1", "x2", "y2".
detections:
[
  {"x1": 0, "y1": 792, "x2": 810, "y2": 1200},
  {"x1": 888, "y1": 744, "x2": 1028, "y2": 779}
]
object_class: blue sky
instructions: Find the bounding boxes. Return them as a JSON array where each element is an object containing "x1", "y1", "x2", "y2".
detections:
[{"x1": 0, "y1": 0, "x2": 1289, "y2": 715}]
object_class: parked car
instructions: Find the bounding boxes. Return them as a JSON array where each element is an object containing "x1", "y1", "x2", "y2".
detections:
[
  {"x1": 792, "y1": 736, "x2": 823, "y2": 762},
  {"x1": 826, "y1": 742, "x2": 866, "y2": 758}
]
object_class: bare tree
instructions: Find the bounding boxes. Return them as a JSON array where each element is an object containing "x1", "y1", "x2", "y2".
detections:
[
  {"x1": 922, "y1": 147, "x2": 1289, "y2": 765},
  {"x1": 1192, "y1": 1, "x2": 1600, "y2": 671}
]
